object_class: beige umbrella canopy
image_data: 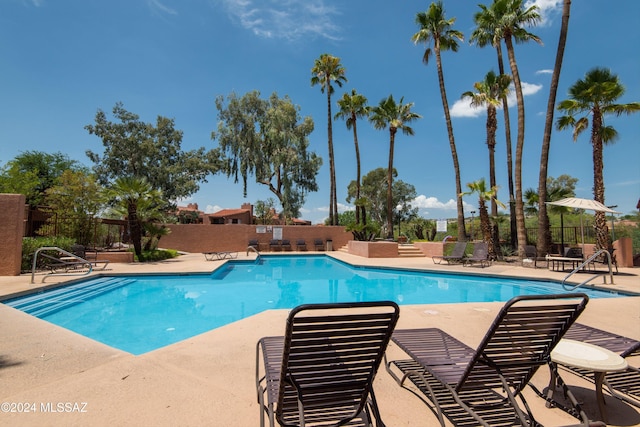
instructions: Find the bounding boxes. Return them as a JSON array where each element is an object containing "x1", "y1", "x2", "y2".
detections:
[
  {"x1": 546, "y1": 197, "x2": 621, "y2": 252},
  {"x1": 546, "y1": 197, "x2": 621, "y2": 214}
]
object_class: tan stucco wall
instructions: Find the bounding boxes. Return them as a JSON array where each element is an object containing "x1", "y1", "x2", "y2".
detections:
[
  {"x1": 160, "y1": 224, "x2": 352, "y2": 253},
  {"x1": 0, "y1": 194, "x2": 25, "y2": 276}
]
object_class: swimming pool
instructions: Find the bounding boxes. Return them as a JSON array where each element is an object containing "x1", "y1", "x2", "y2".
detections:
[{"x1": 4, "y1": 255, "x2": 625, "y2": 355}]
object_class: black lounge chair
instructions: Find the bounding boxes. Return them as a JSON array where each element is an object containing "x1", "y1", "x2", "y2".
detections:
[
  {"x1": 563, "y1": 323, "x2": 640, "y2": 408},
  {"x1": 432, "y1": 241, "x2": 466, "y2": 264},
  {"x1": 249, "y1": 239, "x2": 260, "y2": 251},
  {"x1": 281, "y1": 239, "x2": 291, "y2": 251},
  {"x1": 269, "y1": 239, "x2": 281, "y2": 251},
  {"x1": 463, "y1": 242, "x2": 490, "y2": 267},
  {"x1": 313, "y1": 238, "x2": 324, "y2": 251},
  {"x1": 256, "y1": 301, "x2": 400, "y2": 427},
  {"x1": 385, "y1": 293, "x2": 594, "y2": 427},
  {"x1": 295, "y1": 239, "x2": 307, "y2": 251}
]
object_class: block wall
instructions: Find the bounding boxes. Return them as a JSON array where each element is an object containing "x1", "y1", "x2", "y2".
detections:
[{"x1": 0, "y1": 194, "x2": 26, "y2": 276}]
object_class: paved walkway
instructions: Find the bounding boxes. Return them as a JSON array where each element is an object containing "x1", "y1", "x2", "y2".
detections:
[{"x1": 1, "y1": 251, "x2": 638, "y2": 426}]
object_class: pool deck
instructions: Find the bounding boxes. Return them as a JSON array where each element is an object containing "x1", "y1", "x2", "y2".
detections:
[{"x1": 0, "y1": 251, "x2": 638, "y2": 426}]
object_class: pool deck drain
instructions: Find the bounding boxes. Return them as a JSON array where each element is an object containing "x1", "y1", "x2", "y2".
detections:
[{"x1": 0, "y1": 252, "x2": 638, "y2": 426}]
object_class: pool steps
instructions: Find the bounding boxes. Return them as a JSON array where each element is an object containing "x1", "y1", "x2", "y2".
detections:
[{"x1": 5, "y1": 277, "x2": 134, "y2": 318}]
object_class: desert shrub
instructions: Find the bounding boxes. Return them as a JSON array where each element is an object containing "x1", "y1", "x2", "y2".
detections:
[{"x1": 21, "y1": 236, "x2": 76, "y2": 272}]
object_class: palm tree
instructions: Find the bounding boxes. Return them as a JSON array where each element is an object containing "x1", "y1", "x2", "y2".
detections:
[
  {"x1": 484, "y1": 0, "x2": 541, "y2": 257},
  {"x1": 369, "y1": 95, "x2": 421, "y2": 239},
  {"x1": 537, "y1": 0, "x2": 572, "y2": 257},
  {"x1": 335, "y1": 89, "x2": 370, "y2": 226},
  {"x1": 470, "y1": 1, "x2": 516, "y2": 250},
  {"x1": 556, "y1": 67, "x2": 640, "y2": 250},
  {"x1": 311, "y1": 54, "x2": 347, "y2": 226},
  {"x1": 460, "y1": 178, "x2": 505, "y2": 260},
  {"x1": 462, "y1": 70, "x2": 511, "y2": 258},
  {"x1": 108, "y1": 176, "x2": 163, "y2": 259},
  {"x1": 412, "y1": 1, "x2": 466, "y2": 241}
]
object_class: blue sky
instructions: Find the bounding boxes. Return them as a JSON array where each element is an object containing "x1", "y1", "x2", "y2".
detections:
[{"x1": 1, "y1": 0, "x2": 639, "y2": 224}]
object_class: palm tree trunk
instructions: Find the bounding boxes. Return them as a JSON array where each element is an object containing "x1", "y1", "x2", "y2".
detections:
[
  {"x1": 435, "y1": 48, "x2": 466, "y2": 241},
  {"x1": 495, "y1": 45, "x2": 517, "y2": 250},
  {"x1": 127, "y1": 203, "x2": 142, "y2": 258},
  {"x1": 386, "y1": 129, "x2": 396, "y2": 239},
  {"x1": 591, "y1": 107, "x2": 610, "y2": 251},
  {"x1": 487, "y1": 105, "x2": 501, "y2": 258},
  {"x1": 352, "y1": 115, "x2": 362, "y2": 225},
  {"x1": 326, "y1": 90, "x2": 337, "y2": 225},
  {"x1": 504, "y1": 35, "x2": 527, "y2": 257},
  {"x1": 538, "y1": 0, "x2": 571, "y2": 256}
]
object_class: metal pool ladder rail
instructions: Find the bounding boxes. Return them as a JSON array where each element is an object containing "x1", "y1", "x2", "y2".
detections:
[
  {"x1": 246, "y1": 245, "x2": 261, "y2": 263},
  {"x1": 562, "y1": 249, "x2": 615, "y2": 290},
  {"x1": 31, "y1": 246, "x2": 94, "y2": 284}
]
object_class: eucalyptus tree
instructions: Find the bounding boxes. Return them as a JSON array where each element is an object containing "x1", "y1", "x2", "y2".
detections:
[
  {"x1": 537, "y1": 0, "x2": 573, "y2": 256},
  {"x1": 335, "y1": 89, "x2": 370, "y2": 226},
  {"x1": 460, "y1": 178, "x2": 505, "y2": 260},
  {"x1": 212, "y1": 91, "x2": 322, "y2": 220},
  {"x1": 476, "y1": 0, "x2": 541, "y2": 257},
  {"x1": 311, "y1": 54, "x2": 347, "y2": 225},
  {"x1": 470, "y1": 1, "x2": 516, "y2": 248},
  {"x1": 412, "y1": 1, "x2": 466, "y2": 241},
  {"x1": 556, "y1": 67, "x2": 640, "y2": 250},
  {"x1": 369, "y1": 95, "x2": 421, "y2": 239},
  {"x1": 86, "y1": 102, "x2": 219, "y2": 206}
]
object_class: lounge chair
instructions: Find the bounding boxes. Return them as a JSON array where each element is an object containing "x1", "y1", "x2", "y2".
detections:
[
  {"x1": 313, "y1": 238, "x2": 324, "y2": 251},
  {"x1": 385, "y1": 293, "x2": 594, "y2": 427},
  {"x1": 203, "y1": 251, "x2": 238, "y2": 261},
  {"x1": 563, "y1": 323, "x2": 640, "y2": 408},
  {"x1": 463, "y1": 242, "x2": 490, "y2": 267},
  {"x1": 295, "y1": 239, "x2": 307, "y2": 251},
  {"x1": 249, "y1": 239, "x2": 260, "y2": 251},
  {"x1": 281, "y1": 239, "x2": 291, "y2": 251},
  {"x1": 269, "y1": 239, "x2": 281, "y2": 251},
  {"x1": 523, "y1": 245, "x2": 546, "y2": 268},
  {"x1": 256, "y1": 301, "x2": 400, "y2": 427},
  {"x1": 432, "y1": 242, "x2": 466, "y2": 264},
  {"x1": 40, "y1": 250, "x2": 109, "y2": 273}
]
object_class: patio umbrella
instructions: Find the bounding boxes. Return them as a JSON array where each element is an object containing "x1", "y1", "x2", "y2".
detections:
[{"x1": 546, "y1": 197, "x2": 621, "y2": 253}]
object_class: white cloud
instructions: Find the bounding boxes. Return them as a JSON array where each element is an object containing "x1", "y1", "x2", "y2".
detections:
[
  {"x1": 536, "y1": 69, "x2": 553, "y2": 75},
  {"x1": 147, "y1": 0, "x2": 177, "y2": 15},
  {"x1": 525, "y1": 0, "x2": 562, "y2": 27},
  {"x1": 411, "y1": 195, "x2": 458, "y2": 210},
  {"x1": 217, "y1": 0, "x2": 342, "y2": 41},
  {"x1": 205, "y1": 204, "x2": 224, "y2": 213}
]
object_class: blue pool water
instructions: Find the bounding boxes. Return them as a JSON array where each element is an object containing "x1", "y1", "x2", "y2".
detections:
[{"x1": 4, "y1": 255, "x2": 625, "y2": 355}]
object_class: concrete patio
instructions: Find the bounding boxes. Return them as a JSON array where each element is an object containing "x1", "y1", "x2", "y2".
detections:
[{"x1": 0, "y1": 251, "x2": 638, "y2": 426}]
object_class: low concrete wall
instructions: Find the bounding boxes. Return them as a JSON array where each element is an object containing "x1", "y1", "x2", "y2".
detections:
[
  {"x1": 614, "y1": 237, "x2": 633, "y2": 268},
  {"x1": 414, "y1": 242, "x2": 443, "y2": 257},
  {"x1": 95, "y1": 252, "x2": 134, "y2": 263},
  {"x1": 160, "y1": 224, "x2": 351, "y2": 253},
  {"x1": 0, "y1": 194, "x2": 25, "y2": 276},
  {"x1": 347, "y1": 241, "x2": 398, "y2": 258}
]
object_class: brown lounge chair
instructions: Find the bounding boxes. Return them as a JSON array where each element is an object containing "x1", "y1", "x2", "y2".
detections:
[
  {"x1": 385, "y1": 293, "x2": 598, "y2": 427},
  {"x1": 463, "y1": 241, "x2": 490, "y2": 267},
  {"x1": 563, "y1": 323, "x2": 640, "y2": 408},
  {"x1": 432, "y1": 241, "x2": 466, "y2": 264},
  {"x1": 256, "y1": 301, "x2": 400, "y2": 427}
]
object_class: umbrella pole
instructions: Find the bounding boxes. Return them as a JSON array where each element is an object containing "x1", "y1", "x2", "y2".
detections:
[{"x1": 580, "y1": 212, "x2": 585, "y2": 256}]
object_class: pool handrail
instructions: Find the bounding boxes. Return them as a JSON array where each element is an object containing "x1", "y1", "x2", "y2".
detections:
[
  {"x1": 246, "y1": 245, "x2": 261, "y2": 263},
  {"x1": 31, "y1": 246, "x2": 94, "y2": 284},
  {"x1": 561, "y1": 249, "x2": 614, "y2": 290}
]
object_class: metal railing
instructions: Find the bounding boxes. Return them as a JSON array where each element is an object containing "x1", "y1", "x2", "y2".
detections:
[
  {"x1": 31, "y1": 246, "x2": 94, "y2": 284},
  {"x1": 561, "y1": 249, "x2": 615, "y2": 290},
  {"x1": 246, "y1": 245, "x2": 261, "y2": 263}
]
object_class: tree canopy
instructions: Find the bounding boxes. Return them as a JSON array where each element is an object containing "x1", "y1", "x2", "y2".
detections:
[
  {"x1": 212, "y1": 91, "x2": 322, "y2": 220},
  {"x1": 85, "y1": 102, "x2": 220, "y2": 204}
]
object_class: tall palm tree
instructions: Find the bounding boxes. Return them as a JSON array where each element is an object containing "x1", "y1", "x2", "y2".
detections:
[
  {"x1": 537, "y1": 0, "x2": 572, "y2": 257},
  {"x1": 311, "y1": 54, "x2": 347, "y2": 226},
  {"x1": 460, "y1": 178, "x2": 505, "y2": 260},
  {"x1": 369, "y1": 95, "x2": 421, "y2": 239},
  {"x1": 556, "y1": 67, "x2": 640, "y2": 250},
  {"x1": 470, "y1": 2, "x2": 516, "y2": 249},
  {"x1": 462, "y1": 70, "x2": 511, "y2": 257},
  {"x1": 484, "y1": 0, "x2": 541, "y2": 257},
  {"x1": 335, "y1": 89, "x2": 370, "y2": 226},
  {"x1": 412, "y1": 1, "x2": 466, "y2": 241}
]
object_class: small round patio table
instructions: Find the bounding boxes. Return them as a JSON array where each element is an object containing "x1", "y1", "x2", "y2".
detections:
[{"x1": 550, "y1": 339, "x2": 628, "y2": 422}]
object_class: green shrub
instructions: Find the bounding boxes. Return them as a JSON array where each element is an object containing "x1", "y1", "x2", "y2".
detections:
[
  {"x1": 21, "y1": 236, "x2": 76, "y2": 272},
  {"x1": 135, "y1": 249, "x2": 179, "y2": 262}
]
